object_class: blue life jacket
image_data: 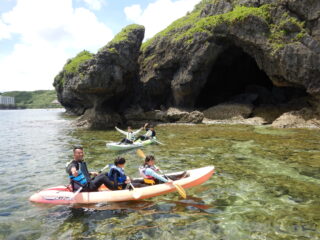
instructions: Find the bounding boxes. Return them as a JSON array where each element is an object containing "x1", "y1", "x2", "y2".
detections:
[
  {"x1": 108, "y1": 165, "x2": 127, "y2": 184},
  {"x1": 68, "y1": 161, "x2": 90, "y2": 186},
  {"x1": 69, "y1": 170, "x2": 87, "y2": 185}
]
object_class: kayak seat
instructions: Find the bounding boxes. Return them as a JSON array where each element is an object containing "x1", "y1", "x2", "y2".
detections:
[{"x1": 143, "y1": 178, "x2": 155, "y2": 185}]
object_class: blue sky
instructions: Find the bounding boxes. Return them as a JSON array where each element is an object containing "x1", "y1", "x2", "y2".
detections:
[{"x1": 0, "y1": 0, "x2": 201, "y2": 92}]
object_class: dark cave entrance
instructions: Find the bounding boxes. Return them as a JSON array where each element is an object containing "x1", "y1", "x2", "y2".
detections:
[
  {"x1": 195, "y1": 47, "x2": 272, "y2": 109},
  {"x1": 195, "y1": 46, "x2": 308, "y2": 110}
]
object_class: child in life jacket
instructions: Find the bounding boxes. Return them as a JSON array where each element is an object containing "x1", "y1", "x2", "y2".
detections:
[
  {"x1": 108, "y1": 157, "x2": 131, "y2": 190},
  {"x1": 139, "y1": 155, "x2": 172, "y2": 185}
]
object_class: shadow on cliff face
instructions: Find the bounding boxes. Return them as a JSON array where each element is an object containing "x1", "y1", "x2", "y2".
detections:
[
  {"x1": 195, "y1": 46, "x2": 272, "y2": 109},
  {"x1": 195, "y1": 46, "x2": 309, "y2": 116}
]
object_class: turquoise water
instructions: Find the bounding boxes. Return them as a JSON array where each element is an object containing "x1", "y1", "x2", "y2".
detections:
[{"x1": 0, "y1": 109, "x2": 319, "y2": 239}]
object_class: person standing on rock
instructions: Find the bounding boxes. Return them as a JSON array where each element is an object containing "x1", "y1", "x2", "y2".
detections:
[
  {"x1": 115, "y1": 126, "x2": 142, "y2": 144},
  {"x1": 136, "y1": 123, "x2": 156, "y2": 141}
]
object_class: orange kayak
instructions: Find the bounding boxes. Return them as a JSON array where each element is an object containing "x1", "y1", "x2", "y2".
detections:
[{"x1": 29, "y1": 166, "x2": 215, "y2": 205}]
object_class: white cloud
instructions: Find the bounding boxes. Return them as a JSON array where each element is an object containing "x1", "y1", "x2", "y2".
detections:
[
  {"x1": 0, "y1": 0, "x2": 113, "y2": 91},
  {"x1": 124, "y1": 0, "x2": 201, "y2": 40},
  {"x1": 124, "y1": 4, "x2": 142, "y2": 22},
  {"x1": 81, "y1": 0, "x2": 105, "y2": 11},
  {"x1": 0, "y1": 19, "x2": 11, "y2": 40}
]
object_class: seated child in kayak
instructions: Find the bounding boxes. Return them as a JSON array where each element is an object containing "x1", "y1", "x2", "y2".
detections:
[
  {"x1": 139, "y1": 155, "x2": 171, "y2": 185},
  {"x1": 115, "y1": 126, "x2": 142, "y2": 144},
  {"x1": 107, "y1": 157, "x2": 132, "y2": 190},
  {"x1": 136, "y1": 123, "x2": 156, "y2": 141}
]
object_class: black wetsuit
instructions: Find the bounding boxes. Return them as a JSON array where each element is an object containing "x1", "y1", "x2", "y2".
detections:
[
  {"x1": 137, "y1": 128, "x2": 156, "y2": 141},
  {"x1": 66, "y1": 160, "x2": 114, "y2": 192}
]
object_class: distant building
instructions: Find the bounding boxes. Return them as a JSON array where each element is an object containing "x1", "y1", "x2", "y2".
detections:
[{"x1": 0, "y1": 95, "x2": 15, "y2": 105}]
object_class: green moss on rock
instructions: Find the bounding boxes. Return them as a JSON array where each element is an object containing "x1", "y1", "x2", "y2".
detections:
[
  {"x1": 53, "y1": 50, "x2": 93, "y2": 88},
  {"x1": 141, "y1": 0, "x2": 308, "y2": 59},
  {"x1": 268, "y1": 12, "x2": 307, "y2": 53},
  {"x1": 99, "y1": 24, "x2": 144, "y2": 51},
  {"x1": 64, "y1": 50, "x2": 94, "y2": 75},
  {"x1": 142, "y1": 4, "x2": 271, "y2": 51}
]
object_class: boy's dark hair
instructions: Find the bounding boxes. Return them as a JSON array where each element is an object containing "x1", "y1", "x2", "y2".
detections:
[
  {"x1": 145, "y1": 155, "x2": 155, "y2": 163},
  {"x1": 73, "y1": 146, "x2": 83, "y2": 152},
  {"x1": 115, "y1": 157, "x2": 126, "y2": 165}
]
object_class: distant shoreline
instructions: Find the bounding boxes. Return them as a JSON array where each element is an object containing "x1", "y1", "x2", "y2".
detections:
[{"x1": 0, "y1": 106, "x2": 63, "y2": 110}]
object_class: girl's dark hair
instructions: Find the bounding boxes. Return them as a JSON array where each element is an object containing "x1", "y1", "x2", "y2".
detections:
[
  {"x1": 115, "y1": 157, "x2": 126, "y2": 166},
  {"x1": 144, "y1": 155, "x2": 155, "y2": 164}
]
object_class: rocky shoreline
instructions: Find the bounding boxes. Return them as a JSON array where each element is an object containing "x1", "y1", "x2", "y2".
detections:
[
  {"x1": 54, "y1": 0, "x2": 320, "y2": 129},
  {"x1": 71, "y1": 105, "x2": 320, "y2": 129}
]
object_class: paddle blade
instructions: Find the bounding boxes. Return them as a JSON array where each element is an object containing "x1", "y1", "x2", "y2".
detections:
[
  {"x1": 132, "y1": 190, "x2": 142, "y2": 199},
  {"x1": 174, "y1": 183, "x2": 186, "y2": 199},
  {"x1": 136, "y1": 149, "x2": 146, "y2": 159},
  {"x1": 129, "y1": 183, "x2": 142, "y2": 199}
]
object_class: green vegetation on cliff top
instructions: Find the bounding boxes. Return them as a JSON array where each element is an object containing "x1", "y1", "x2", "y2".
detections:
[
  {"x1": 56, "y1": 24, "x2": 144, "y2": 88},
  {"x1": 106, "y1": 24, "x2": 144, "y2": 47},
  {"x1": 141, "y1": 4, "x2": 270, "y2": 51},
  {"x1": 141, "y1": 1, "x2": 306, "y2": 52},
  {"x1": 2, "y1": 90, "x2": 60, "y2": 108},
  {"x1": 64, "y1": 50, "x2": 94, "y2": 75},
  {"x1": 54, "y1": 50, "x2": 94, "y2": 87}
]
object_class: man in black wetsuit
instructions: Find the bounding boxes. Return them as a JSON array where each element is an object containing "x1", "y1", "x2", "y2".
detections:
[{"x1": 66, "y1": 146, "x2": 114, "y2": 191}]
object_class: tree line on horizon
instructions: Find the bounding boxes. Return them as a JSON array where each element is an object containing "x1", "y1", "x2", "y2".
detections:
[{"x1": 0, "y1": 90, "x2": 61, "y2": 109}]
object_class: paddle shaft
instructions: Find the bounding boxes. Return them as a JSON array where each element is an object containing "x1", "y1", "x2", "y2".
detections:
[
  {"x1": 154, "y1": 139, "x2": 165, "y2": 145},
  {"x1": 98, "y1": 164, "x2": 110, "y2": 173},
  {"x1": 71, "y1": 186, "x2": 83, "y2": 200},
  {"x1": 129, "y1": 182, "x2": 135, "y2": 190},
  {"x1": 136, "y1": 149, "x2": 186, "y2": 198}
]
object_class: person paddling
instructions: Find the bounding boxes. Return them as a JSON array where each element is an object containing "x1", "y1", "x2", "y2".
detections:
[
  {"x1": 66, "y1": 146, "x2": 114, "y2": 192},
  {"x1": 115, "y1": 126, "x2": 142, "y2": 144},
  {"x1": 139, "y1": 155, "x2": 172, "y2": 185},
  {"x1": 107, "y1": 157, "x2": 131, "y2": 190},
  {"x1": 136, "y1": 123, "x2": 156, "y2": 141}
]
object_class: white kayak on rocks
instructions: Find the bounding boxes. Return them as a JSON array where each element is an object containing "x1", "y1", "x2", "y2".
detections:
[{"x1": 106, "y1": 138, "x2": 157, "y2": 151}]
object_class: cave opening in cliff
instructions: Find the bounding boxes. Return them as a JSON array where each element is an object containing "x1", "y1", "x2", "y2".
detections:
[{"x1": 195, "y1": 46, "x2": 274, "y2": 109}]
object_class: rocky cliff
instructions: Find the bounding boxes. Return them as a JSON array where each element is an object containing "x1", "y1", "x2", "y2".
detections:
[{"x1": 54, "y1": 0, "x2": 320, "y2": 129}]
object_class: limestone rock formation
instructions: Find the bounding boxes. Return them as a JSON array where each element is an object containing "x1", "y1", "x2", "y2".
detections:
[
  {"x1": 53, "y1": 24, "x2": 145, "y2": 127},
  {"x1": 140, "y1": 0, "x2": 320, "y2": 109},
  {"x1": 272, "y1": 108, "x2": 320, "y2": 128},
  {"x1": 54, "y1": 0, "x2": 320, "y2": 129},
  {"x1": 203, "y1": 103, "x2": 253, "y2": 119}
]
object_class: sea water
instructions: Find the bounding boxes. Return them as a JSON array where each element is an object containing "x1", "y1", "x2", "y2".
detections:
[{"x1": 0, "y1": 109, "x2": 319, "y2": 239}]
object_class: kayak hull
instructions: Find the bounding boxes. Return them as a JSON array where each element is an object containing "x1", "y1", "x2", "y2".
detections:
[
  {"x1": 29, "y1": 166, "x2": 215, "y2": 205},
  {"x1": 106, "y1": 138, "x2": 155, "y2": 151}
]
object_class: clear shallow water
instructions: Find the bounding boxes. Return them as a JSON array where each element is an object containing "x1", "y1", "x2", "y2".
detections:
[{"x1": 0, "y1": 109, "x2": 319, "y2": 240}]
